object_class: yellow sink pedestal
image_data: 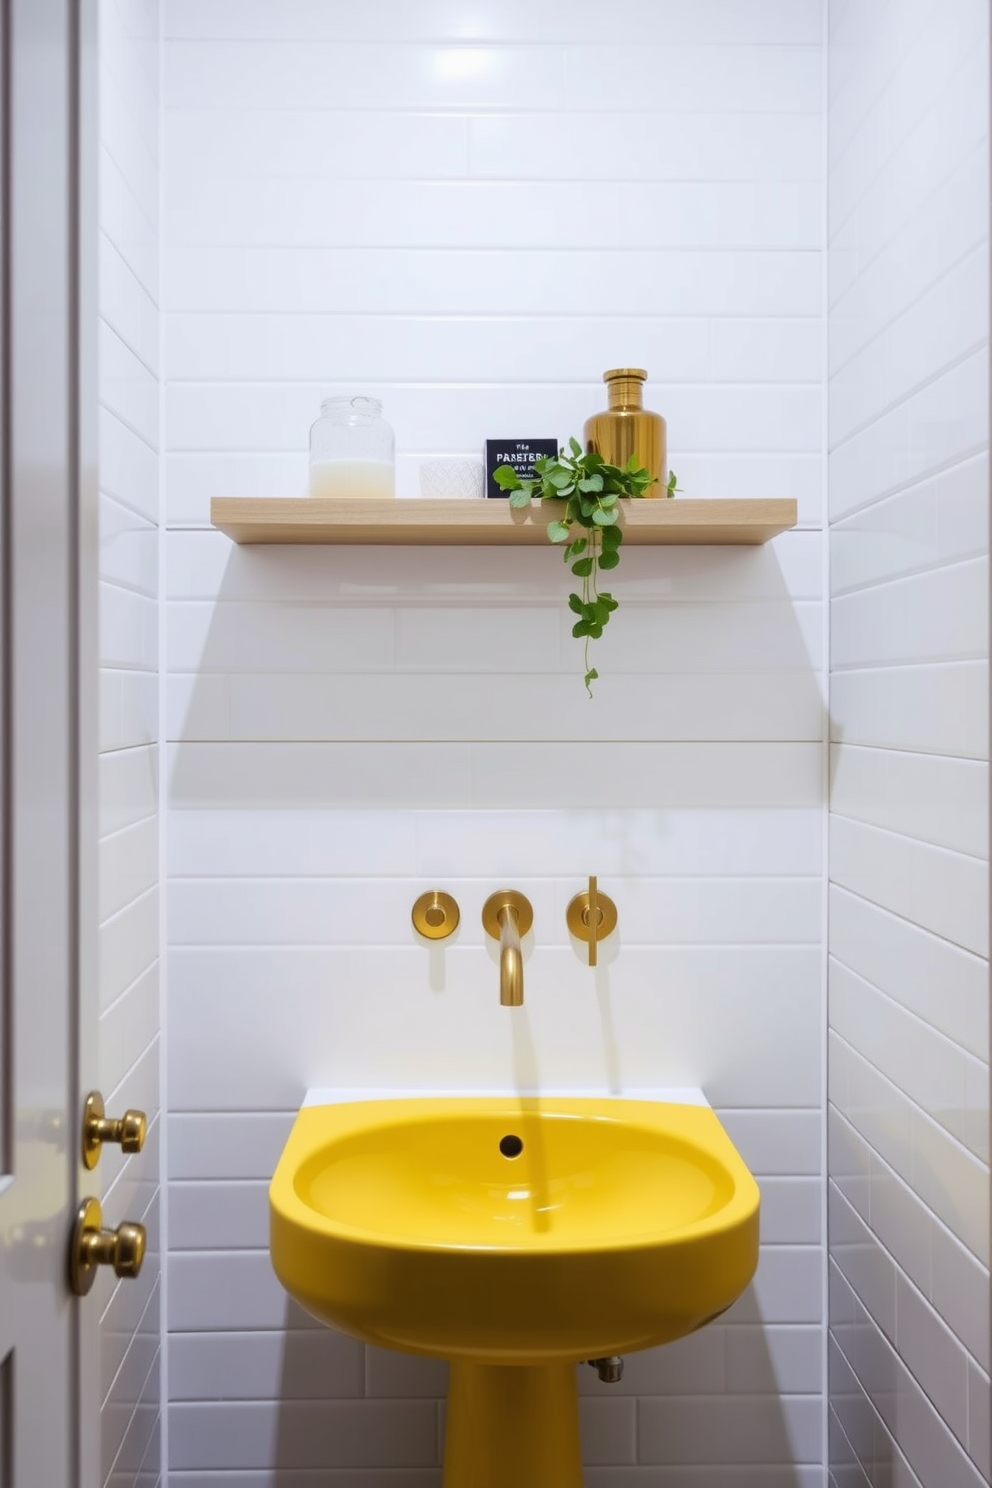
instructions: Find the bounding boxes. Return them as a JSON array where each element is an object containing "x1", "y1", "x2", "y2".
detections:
[{"x1": 443, "y1": 1361, "x2": 582, "y2": 1488}]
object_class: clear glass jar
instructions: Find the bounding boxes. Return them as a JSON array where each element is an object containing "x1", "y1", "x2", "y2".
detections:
[{"x1": 308, "y1": 395, "x2": 395, "y2": 499}]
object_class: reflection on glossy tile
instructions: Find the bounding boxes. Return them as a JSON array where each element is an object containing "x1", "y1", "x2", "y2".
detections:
[{"x1": 828, "y1": 1, "x2": 989, "y2": 1485}]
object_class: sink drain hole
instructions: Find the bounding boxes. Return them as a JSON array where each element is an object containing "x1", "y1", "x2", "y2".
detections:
[{"x1": 499, "y1": 1134, "x2": 524, "y2": 1158}]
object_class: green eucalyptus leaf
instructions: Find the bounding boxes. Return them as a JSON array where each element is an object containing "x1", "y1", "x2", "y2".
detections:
[
  {"x1": 529, "y1": 436, "x2": 645, "y2": 693},
  {"x1": 493, "y1": 465, "x2": 522, "y2": 489}
]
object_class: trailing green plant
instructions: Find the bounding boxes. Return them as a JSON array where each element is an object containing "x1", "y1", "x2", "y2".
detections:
[{"x1": 494, "y1": 438, "x2": 681, "y2": 695}]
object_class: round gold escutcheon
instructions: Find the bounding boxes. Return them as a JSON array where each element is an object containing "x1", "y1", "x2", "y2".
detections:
[
  {"x1": 481, "y1": 890, "x2": 533, "y2": 942},
  {"x1": 412, "y1": 890, "x2": 460, "y2": 941}
]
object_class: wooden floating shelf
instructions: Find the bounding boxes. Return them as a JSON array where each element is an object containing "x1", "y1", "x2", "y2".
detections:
[{"x1": 210, "y1": 497, "x2": 797, "y2": 547}]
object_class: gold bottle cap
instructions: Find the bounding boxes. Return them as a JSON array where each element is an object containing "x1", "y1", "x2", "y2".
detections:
[{"x1": 603, "y1": 367, "x2": 647, "y2": 382}]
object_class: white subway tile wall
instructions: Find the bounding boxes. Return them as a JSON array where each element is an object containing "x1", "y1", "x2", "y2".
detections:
[
  {"x1": 98, "y1": 1, "x2": 161, "y2": 1485},
  {"x1": 162, "y1": 0, "x2": 826, "y2": 1481},
  {"x1": 827, "y1": 2, "x2": 990, "y2": 1487}
]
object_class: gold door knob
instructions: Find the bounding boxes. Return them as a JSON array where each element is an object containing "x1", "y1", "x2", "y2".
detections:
[
  {"x1": 81, "y1": 1090, "x2": 147, "y2": 1169},
  {"x1": 69, "y1": 1197, "x2": 147, "y2": 1296},
  {"x1": 566, "y1": 876, "x2": 618, "y2": 967}
]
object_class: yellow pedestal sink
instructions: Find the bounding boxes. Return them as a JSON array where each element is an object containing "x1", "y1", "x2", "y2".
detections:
[{"x1": 270, "y1": 1091, "x2": 760, "y2": 1487}]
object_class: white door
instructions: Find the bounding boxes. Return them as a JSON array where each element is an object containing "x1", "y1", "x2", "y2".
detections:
[{"x1": 0, "y1": 1, "x2": 99, "y2": 1484}]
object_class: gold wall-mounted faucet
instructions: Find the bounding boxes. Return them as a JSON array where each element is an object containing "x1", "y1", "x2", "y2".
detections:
[
  {"x1": 566, "y1": 876, "x2": 618, "y2": 966},
  {"x1": 482, "y1": 891, "x2": 533, "y2": 1006}
]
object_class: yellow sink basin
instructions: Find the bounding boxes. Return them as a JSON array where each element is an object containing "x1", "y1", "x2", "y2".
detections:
[{"x1": 270, "y1": 1094, "x2": 759, "y2": 1364}]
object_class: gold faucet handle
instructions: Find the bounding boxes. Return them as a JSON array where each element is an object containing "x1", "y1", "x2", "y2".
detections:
[
  {"x1": 588, "y1": 876, "x2": 599, "y2": 966},
  {"x1": 412, "y1": 890, "x2": 460, "y2": 940},
  {"x1": 566, "y1": 877, "x2": 618, "y2": 967}
]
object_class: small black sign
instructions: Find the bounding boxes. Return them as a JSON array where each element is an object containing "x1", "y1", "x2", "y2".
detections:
[{"x1": 485, "y1": 438, "x2": 559, "y2": 499}]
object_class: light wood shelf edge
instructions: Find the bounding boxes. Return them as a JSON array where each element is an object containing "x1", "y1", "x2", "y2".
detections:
[{"x1": 209, "y1": 497, "x2": 798, "y2": 546}]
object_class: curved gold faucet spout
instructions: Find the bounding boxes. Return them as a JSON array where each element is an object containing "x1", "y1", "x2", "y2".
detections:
[
  {"x1": 481, "y1": 891, "x2": 534, "y2": 1009},
  {"x1": 497, "y1": 905, "x2": 523, "y2": 1006}
]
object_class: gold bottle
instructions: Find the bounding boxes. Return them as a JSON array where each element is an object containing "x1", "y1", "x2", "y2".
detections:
[{"x1": 584, "y1": 368, "x2": 666, "y2": 496}]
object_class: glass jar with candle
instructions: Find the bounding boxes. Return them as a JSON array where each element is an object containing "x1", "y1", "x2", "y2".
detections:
[{"x1": 308, "y1": 395, "x2": 395, "y2": 499}]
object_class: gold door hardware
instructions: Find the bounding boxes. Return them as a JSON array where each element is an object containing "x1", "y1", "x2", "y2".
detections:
[
  {"x1": 566, "y1": 877, "x2": 618, "y2": 967},
  {"x1": 482, "y1": 891, "x2": 533, "y2": 1007},
  {"x1": 69, "y1": 1197, "x2": 146, "y2": 1296},
  {"x1": 412, "y1": 890, "x2": 460, "y2": 940},
  {"x1": 81, "y1": 1090, "x2": 147, "y2": 1170}
]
